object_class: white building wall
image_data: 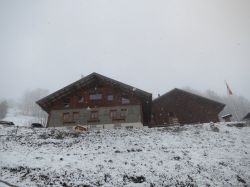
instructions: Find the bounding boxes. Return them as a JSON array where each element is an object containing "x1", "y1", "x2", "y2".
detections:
[{"x1": 80, "y1": 122, "x2": 143, "y2": 130}]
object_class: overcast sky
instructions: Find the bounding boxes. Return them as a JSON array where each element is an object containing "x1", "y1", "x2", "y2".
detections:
[{"x1": 0, "y1": 0, "x2": 250, "y2": 100}]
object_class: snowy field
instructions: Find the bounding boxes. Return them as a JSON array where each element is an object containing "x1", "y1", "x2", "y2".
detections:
[{"x1": 0, "y1": 122, "x2": 249, "y2": 187}]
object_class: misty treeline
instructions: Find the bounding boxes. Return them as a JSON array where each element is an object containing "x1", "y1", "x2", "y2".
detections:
[
  {"x1": 0, "y1": 100, "x2": 8, "y2": 119},
  {"x1": 19, "y1": 88, "x2": 49, "y2": 125},
  {"x1": 2, "y1": 87, "x2": 250, "y2": 125},
  {"x1": 184, "y1": 87, "x2": 250, "y2": 121}
]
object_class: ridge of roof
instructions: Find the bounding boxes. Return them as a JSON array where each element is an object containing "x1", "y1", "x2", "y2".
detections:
[
  {"x1": 153, "y1": 88, "x2": 225, "y2": 107},
  {"x1": 37, "y1": 72, "x2": 152, "y2": 111},
  {"x1": 91, "y1": 72, "x2": 151, "y2": 96}
]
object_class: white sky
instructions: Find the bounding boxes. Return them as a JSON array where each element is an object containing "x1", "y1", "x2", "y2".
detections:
[{"x1": 0, "y1": 0, "x2": 250, "y2": 100}]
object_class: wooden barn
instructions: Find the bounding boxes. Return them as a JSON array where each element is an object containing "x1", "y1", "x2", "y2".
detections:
[
  {"x1": 37, "y1": 73, "x2": 152, "y2": 129},
  {"x1": 151, "y1": 88, "x2": 225, "y2": 127}
]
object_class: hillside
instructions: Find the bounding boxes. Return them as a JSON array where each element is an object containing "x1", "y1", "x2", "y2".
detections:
[
  {"x1": 0, "y1": 122, "x2": 249, "y2": 186},
  {"x1": 1, "y1": 108, "x2": 45, "y2": 127}
]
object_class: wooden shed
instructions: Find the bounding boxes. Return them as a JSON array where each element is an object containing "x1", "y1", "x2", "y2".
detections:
[{"x1": 151, "y1": 88, "x2": 225, "y2": 127}]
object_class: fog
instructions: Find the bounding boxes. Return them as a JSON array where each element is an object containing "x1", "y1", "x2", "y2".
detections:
[{"x1": 0, "y1": 0, "x2": 250, "y2": 100}]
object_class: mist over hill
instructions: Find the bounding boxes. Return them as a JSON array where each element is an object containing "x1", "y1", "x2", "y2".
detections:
[{"x1": 183, "y1": 87, "x2": 250, "y2": 121}]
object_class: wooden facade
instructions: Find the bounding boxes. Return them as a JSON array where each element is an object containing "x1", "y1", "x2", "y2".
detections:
[
  {"x1": 50, "y1": 84, "x2": 141, "y2": 111},
  {"x1": 37, "y1": 73, "x2": 152, "y2": 128},
  {"x1": 151, "y1": 89, "x2": 225, "y2": 127}
]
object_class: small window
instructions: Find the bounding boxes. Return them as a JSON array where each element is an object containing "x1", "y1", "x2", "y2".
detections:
[
  {"x1": 64, "y1": 98, "x2": 70, "y2": 108},
  {"x1": 107, "y1": 94, "x2": 113, "y2": 101},
  {"x1": 90, "y1": 111, "x2": 98, "y2": 120},
  {"x1": 63, "y1": 113, "x2": 70, "y2": 122},
  {"x1": 78, "y1": 96, "x2": 84, "y2": 103},
  {"x1": 121, "y1": 96, "x2": 130, "y2": 104},
  {"x1": 73, "y1": 112, "x2": 80, "y2": 122},
  {"x1": 110, "y1": 110, "x2": 117, "y2": 119},
  {"x1": 125, "y1": 126, "x2": 133, "y2": 129},
  {"x1": 90, "y1": 94, "x2": 102, "y2": 100}
]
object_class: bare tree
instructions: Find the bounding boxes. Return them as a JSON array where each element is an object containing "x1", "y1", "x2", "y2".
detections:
[{"x1": 19, "y1": 88, "x2": 49, "y2": 126}]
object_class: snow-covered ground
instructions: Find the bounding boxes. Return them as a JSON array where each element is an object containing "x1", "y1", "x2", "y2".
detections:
[{"x1": 0, "y1": 122, "x2": 249, "y2": 186}]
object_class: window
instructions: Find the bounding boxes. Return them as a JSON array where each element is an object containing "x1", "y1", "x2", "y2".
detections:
[
  {"x1": 90, "y1": 94, "x2": 102, "y2": 100},
  {"x1": 125, "y1": 126, "x2": 133, "y2": 129},
  {"x1": 64, "y1": 98, "x2": 70, "y2": 108},
  {"x1": 63, "y1": 113, "x2": 70, "y2": 122},
  {"x1": 73, "y1": 112, "x2": 80, "y2": 122},
  {"x1": 90, "y1": 111, "x2": 98, "y2": 120},
  {"x1": 110, "y1": 109, "x2": 126, "y2": 122},
  {"x1": 107, "y1": 94, "x2": 113, "y2": 101},
  {"x1": 78, "y1": 96, "x2": 84, "y2": 103},
  {"x1": 121, "y1": 97, "x2": 130, "y2": 104},
  {"x1": 110, "y1": 110, "x2": 117, "y2": 119},
  {"x1": 120, "y1": 108, "x2": 127, "y2": 118}
]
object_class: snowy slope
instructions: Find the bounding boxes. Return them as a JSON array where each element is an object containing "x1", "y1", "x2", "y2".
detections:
[
  {"x1": 1, "y1": 108, "x2": 41, "y2": 127},
  {"x1": 0, "y1": 122, "x2": 249, "y2": 186}
]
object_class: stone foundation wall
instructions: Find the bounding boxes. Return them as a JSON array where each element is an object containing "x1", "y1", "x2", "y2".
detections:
[{"x1": 48, "y1": 105, "x2": 142, "y2": 128}]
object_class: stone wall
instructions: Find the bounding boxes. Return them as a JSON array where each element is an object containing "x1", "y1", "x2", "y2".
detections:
[{"x1": 48, "y1": 105, "x2": 142, "y2": 127}]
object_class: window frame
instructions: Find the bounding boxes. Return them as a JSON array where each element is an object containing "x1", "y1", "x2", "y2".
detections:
[
  {"x1": 89, "y1": 93, "x2": 102, "y2": 101},
  {"x1": 90, "y1": 110, "x2": 99, "y2": 120},
  {"x1": 63, "y1": 112, "x2": 71, "y2": 123},
  {"x1": 110, "y1": 109, "x2": 117, "y2": 119},
  {"x1": 107, "y1": 94, "x2": 114, "y2": 101},
  {"x1": 78, "y1": 96, "x2": 84, "y2": 103},
  {"x1": 63, "y1": 98, "x2": 70, "y2": 108},
  {"x1": 121, "y1": 96, "x2": 130, "y2": 104}
]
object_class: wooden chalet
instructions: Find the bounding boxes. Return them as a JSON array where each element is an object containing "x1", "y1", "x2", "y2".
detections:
[
  {"x1": 37, "y1": 73, "x2": 152, "y2": 129},
  {"x1": 151, "y1": 88, "x2": 225, "y2": 127}
]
